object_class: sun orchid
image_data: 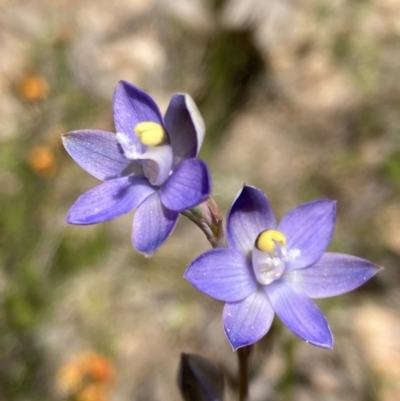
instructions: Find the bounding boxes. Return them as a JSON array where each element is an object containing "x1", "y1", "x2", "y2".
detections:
[
  {"x1": 62, "y1": 81, "x2": 211, "y2": 256},
  {"x1": 184, "y1": 185, "x2": 380, "y2": 350}
]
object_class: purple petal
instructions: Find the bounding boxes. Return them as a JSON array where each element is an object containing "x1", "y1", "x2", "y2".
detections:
[
  {"x1": 227, "y1": 185, "x2": 276, "y2": 256},
  {"x1": 67, "y1": 176, "x2": 155, "y2": 225},
  {"x1": 266, "y1": 280, "x2": 333, "y2": 349},
  {"x1": 184, "y1": 248, "x2": 257, "y2": 302},
  {"x1": 223, "y1": 289, "x2": 274, "y2": 350},
  {"x1": 285, "y1": 252, "x2": 381, "y2": 299},
  {"x1": 164, "y1": 93, "x2": 205, "y2": 168},
  {"x1": 278, "y1": 199, "x2": 336, "y2": 271},
  {"x1": 113, "y1": 81, "x2": 163, "y2": 140},
  {"x1": 62, "y1": 130, "x2": 140, "y2": 181},
  {"x1": 160, "y1": 158, "x2": 211, "y2": 212},
  {"x1": 132, "y1": 191, "x2": 179, "y2": 256}
]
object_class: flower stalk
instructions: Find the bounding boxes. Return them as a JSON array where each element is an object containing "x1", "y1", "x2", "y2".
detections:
[
  {"x1": 238, "y1": 345, "x2": 253, "y2": 401},
  {"x1": 184, "y1": 196, "x2": 252, "y2": 400}
]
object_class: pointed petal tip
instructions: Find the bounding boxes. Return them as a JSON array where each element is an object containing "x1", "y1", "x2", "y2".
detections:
[
  {"x1": 133, "y1": 233, "x2": 160, "y2": 256},
  {"x1": 66, "y1": 206, "x2": 84, "y2": 225},
  {"x1": 115, "y1": 80, "x2": 139, "y2": 96},
  {"x1": 301, "y1": 318, "x2": 334, "y2": 350},
  {"x1": 305, "y1": 332, "x2": 334, "y2": 350},
  {"x1": 133, "y1": 240, "x2": 157, "y2": 257},
  {"x1": 114, "y1": 80, "x2": 134, "y2": 98},
  {"x1": 133, "y1": 236, "x2": 162, "y2": 258},
  {"x1": 133, "y1": 242, "x2": 157, "y2": 258},
  {"x1": 61, "y1": 134, "x2": 68, "y2": 147},
  {"x1": 182, "y1": 268, "x2": 191, "y2": 281},
  {"x1": 66, "y1": 208, "x2": 98, "y2": 226},
  {"x1": 304, "y1": 198, "x2": 337, "y2": 209},
  {"x1": 225, "y1": 322, "x2": 262, "y2": 351},
  {"x1": 66, "y1": 212, "x2": 90, "y2": 226},
  {"x1": 114, "y1": 80, "x2": 150, "y2": 100},
  {"x1": 116, "y1": 79, "x2": 130, "y2": 89},
  {"x1": 324, "y1": 198, "x2": 337, "y2": 215},
  {"x1": 60, "y1": 130, "x2": 78, "y2": 142},
  {"x1": 369, "y1": 263, "x2": 383, "y2": 278},
  {"x1": 61, "y1": 130, "x2": 83, "y2": 146},
  {"x1": 225, "y1": 328, "x2": 248, "y2": 352},
  {"x1": 229, "y1": 340, "x2": 254, "y2": 352},
  {"x1": 239, "y1": 183, "x2": 259, "y2": 195},
  {"x1": 369, "y1": 263, "x2": 383, "y2": 277}
]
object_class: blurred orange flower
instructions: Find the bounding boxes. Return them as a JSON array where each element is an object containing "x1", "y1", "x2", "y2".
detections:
[
  {"x1": 18, "y1": 74, "x2": 49, "y2": 102},
  {"x1": 83, "y1": 353, "x2": 115, "y2": 383},
  {"x1": 28, "y1": 146, "x2": 57, "y2": 176},
  {"x1": 57, "y1": 361, "x2": 82, "y2": 393},
  {"x1": 57, "y1": 351, "x2": 115, "y2": 401}
]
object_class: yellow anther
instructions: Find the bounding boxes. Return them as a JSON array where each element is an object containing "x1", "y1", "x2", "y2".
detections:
[
  {"x1": 256, "y1": 230, "x2": 286, "y2": 252},
  {"x1": 134, "y1": 122, "x2": 166, "y2": 146}
]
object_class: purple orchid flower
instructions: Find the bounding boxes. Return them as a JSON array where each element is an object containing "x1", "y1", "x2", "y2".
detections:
[
  {"x1": 184, "y1": 185, "x2": 380, "y2": 350},
  {"x1": 62, "y1": 81, "x2": 211, "y2": 256}
]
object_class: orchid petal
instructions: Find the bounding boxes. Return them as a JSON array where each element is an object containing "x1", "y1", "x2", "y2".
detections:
[
  {"x1": 164, "y1": 93, "x2": 205, "y2": 168},
  {"x1": 62, "y1": 130, "x2": 140, "y2": 181},
  {"x1": 184, "y1": 248, "x2": 257, "y2": 302},
  {"x1": 140, "y1": 144, "x2": 173, "y2": 186},
  {"x1": 266, "y1": 280, "x2": 333, "y2": 349},
  {"x1": 113, "y1": 81, "x2": 163, "y2": 141},
  {"x1": 278, "y1": 199, "x2": 336, "y2": 271},
  {"x1": 227, "y1": 185, "x2": 276, "y2": 256},
  {"x1": 132, "y1": 191, "x2": 179, "y2": 256},
  {"x1": 67, "y1": 176, "x2": 154, "y2": 225},
  {"x1": 160, "y1": 158, "x2": 211, "y2": 212},
  {"x1": 285, "y1": 252, "x2": 381, "y2": 299},
  {"x1": 223, "y1": 289, "x2": 274, "y2": 350}
]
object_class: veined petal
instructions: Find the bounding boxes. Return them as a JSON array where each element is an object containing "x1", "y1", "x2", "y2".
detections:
[
  {"x1": 132, "y1": 191, "x2": 179, "y2": 256},
  {"x1": 223, "y1": 288, "x2": 274, "y2": 350},
  {"x1": 266, "y1": 280, "x2": 333, "y2": 349},
  {"x1": 227, "y1": 185, "x2": 276, "y2": 256},
  {"x1": 113, "y1": 81, "x2": 163, "y2": 141},
  {"x1": 62, "y1": 130, "x2": 140, "y2": 181},
  {"x1": 164, "y1": 93, "x2": 205, "y2": 168},
  {"x1": 285, "y1": 252, "x2": 381, "y2": 299},
  {"x1": 67, "y1": 176, "x2": 155, "y2": 225},
  {"x1": 184, "y1": 248, "x2": 257, "y2": 302},
  {"x1": 160, "y1": 158, "x2": 211, "y2": 211},
  {"x1": 278, "y1": 199, "x2": 336, "y2": 271}
]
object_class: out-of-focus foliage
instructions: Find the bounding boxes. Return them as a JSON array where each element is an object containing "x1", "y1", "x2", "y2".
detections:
[{"x1": 0, "y1": 38, "x2": 110, "y2": 400}]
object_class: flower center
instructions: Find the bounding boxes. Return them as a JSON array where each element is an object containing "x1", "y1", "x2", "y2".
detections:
[
  {"x1": 252, "y1": 229, "x2": 287, "y2": 285},
  {"x1": 115, "y1": 122, "x2": 173, "y2": 186},
  {"x1": 255, "y1": 229, "x2": 286, "y2": 252},
  {"x1": 134, "y1": 122, "x2": 167, "y2": 146}
]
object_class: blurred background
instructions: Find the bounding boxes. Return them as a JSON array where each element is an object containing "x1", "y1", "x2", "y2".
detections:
[{"x1": 1, "y1": 0, "x2": 400, "y2": 400}]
